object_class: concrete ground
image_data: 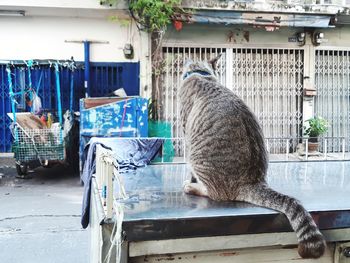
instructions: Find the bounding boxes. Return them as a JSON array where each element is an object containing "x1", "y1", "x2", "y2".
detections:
[{"x1": 0, "y1": 158, "x2": 89, "y2": 263}]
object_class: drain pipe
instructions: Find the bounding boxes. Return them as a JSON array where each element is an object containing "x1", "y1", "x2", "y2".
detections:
[{"x1": 64, "y1": 39, "x2": 109, "y2": 97}]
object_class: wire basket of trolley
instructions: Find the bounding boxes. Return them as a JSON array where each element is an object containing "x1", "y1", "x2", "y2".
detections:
[{"x1": 6, "y1": 60, "x2": 75, "y2": 177}]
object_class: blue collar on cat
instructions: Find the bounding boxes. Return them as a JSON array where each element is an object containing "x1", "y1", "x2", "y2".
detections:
[{"x1": 183, "y1": 70, "x2": 212, "y2": 80}]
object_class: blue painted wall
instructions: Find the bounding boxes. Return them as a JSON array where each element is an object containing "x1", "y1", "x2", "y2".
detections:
[{"x1": 0, "y1": 62, "x2": 140, "y2": 152}]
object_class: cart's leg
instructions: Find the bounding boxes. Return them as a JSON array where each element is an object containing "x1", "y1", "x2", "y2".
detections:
[{"x1": 15, "y1": 162, "x2": 31, "y2": 179}]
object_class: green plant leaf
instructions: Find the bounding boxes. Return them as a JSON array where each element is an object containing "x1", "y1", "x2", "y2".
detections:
[
  {"x1": 129, "y1": 0, "x2": 182, "y2": 32},
  {"x1": 304, "y1": 116, "x2": 329, "y2": 137}
]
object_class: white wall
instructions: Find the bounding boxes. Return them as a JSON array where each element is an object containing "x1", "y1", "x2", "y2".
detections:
[
  {"x1": 0, "y1": 0, "x2": 126, "y2": 9},
  {"x1": 0, "y1": 13, "x2": 152, "y2": 96},
  {"x1": 0, "y1": 15, "x2": 142, "y2": 62}
]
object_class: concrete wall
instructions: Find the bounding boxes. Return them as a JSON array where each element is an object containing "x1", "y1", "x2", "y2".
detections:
[
  {"x1": 0, "y1": 0, "x2": 126, "y2": 9},
  {"x1": 0, "y1": 4, "x2": 151, "y2": 97},
  {"x1": 164, "y1": 23, "x2": 350, "y2": 48},
  {"x1": 181, "y1": 0, "x2": 349, "y2": 14},
  {"x1": 0, "y1": 16, "x2": 140, "y2": 62}
]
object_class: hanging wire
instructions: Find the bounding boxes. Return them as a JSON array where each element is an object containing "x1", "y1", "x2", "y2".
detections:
[{"x1": 4, "y1": 59, "x2": 83, "y2": 70}]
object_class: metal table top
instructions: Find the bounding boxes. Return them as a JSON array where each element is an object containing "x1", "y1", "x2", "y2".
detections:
[{"x1": 114, "y1": 161, "x2": 350, "y2": 242}]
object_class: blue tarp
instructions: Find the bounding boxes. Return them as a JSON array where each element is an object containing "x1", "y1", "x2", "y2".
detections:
[{"x1": 81, "y1": 137, "x2": 163, "y2": 228}]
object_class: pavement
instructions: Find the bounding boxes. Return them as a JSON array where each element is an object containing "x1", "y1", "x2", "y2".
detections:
[{"x1": 0, "y1": 157, "x2": 89, "y2": 263}]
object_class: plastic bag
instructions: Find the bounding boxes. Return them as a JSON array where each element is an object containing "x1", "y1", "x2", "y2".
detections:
[{"x1": 31, "y1": 91, "x2": 42, "y2": 115}]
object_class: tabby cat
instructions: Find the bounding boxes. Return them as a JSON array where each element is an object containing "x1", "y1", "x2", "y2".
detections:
[{"x1": 179, "y1": 56, "x2": 326, "y2": 259}]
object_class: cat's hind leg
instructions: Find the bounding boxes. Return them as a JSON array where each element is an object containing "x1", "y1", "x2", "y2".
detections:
[
  {"x1": 183, "y1": 169, "x2": 208, "y2": 197},
  {"x1": 183, "y1": 180, "x2": 208, "y2": 197}
]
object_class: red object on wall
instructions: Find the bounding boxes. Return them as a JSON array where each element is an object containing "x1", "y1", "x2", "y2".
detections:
[{"x1": 173, "y1": 20, "x2": 183, "y2": 31}]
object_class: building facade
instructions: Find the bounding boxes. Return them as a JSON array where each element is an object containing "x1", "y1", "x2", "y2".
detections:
[
  {"x1": 160, "y1": 0, "x2": 350, "y2": 155},
  {"x1": 0, "y1": 0, "x2": 349, "y2": 155}
]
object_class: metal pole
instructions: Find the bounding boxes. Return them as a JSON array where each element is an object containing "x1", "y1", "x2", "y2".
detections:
[
  {"x1": 305, "y1": 138, "x2": 309, "y2": 161},
  {"x1": 70, "y1": 69, "x2": 74, "y2": 111},
  {"x1": 6, "y1": 67, "x2": 18, "y2": 141},
  {"x1": 84, "y1": 41, "x2": 90, "y2": 98},
  {"x1": 27, "y1": 60, "x2": 34, "y2": 113},
  {"x1": 64, "y1": 39, "x2": 109, "y2": 98},
  {"x1": 54, "y1": 63, "x2": 63, "y2": 126}
]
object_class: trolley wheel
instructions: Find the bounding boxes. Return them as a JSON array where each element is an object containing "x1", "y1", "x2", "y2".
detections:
[{"x1": 16, "y1": 162, "x2": 28, "y2": 177}]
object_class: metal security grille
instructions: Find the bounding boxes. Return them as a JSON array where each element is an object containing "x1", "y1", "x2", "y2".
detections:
[
  {"x1": 227, "y1": 48, "x2": 304, "y2": 153},
  {"x1": 315, "y1": 49, "x2": 350, "y2": 153},
  {"x1": 162, "y1": 46, "x2": 226, "y2": 155},
  {"x1": 162, "y1": 46, "x2": 304, "y2": 155}
]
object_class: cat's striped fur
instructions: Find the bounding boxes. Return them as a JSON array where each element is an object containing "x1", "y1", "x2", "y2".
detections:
[{"x1": 179, "y1": 58, "x2": 326, "y2": 259}]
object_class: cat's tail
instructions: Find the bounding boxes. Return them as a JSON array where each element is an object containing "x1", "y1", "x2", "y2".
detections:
[{"x1": 236, "y1": 182, "x2": 326, "y2": 259}]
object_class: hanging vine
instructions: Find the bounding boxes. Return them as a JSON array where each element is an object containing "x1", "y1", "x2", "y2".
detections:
[
  {"x1": 129, "y1": 0, "x2": 183, "y2": 121},
  {"x1": 129, "y1": 0, "x2": 181, "y2": 32},
  {"x1": 100, "y1": 0, "x2": 185, "y2": 121}
]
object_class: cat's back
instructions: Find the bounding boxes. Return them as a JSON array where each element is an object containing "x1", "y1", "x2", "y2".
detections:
[
  {"x1": 182, "y1": 76, "x2": 256, "y2": 130},
  {"x1": 181, "y1": 76, "x2": 268, "y2": 180}
]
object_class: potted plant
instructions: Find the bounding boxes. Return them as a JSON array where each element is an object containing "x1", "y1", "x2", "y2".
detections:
[{"x1": 303, "y1": 116, "x2": 329, "y2": 152}]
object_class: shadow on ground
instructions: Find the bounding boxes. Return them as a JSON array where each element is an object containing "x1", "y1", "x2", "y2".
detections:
[
  {"x1": 0, "y1": 157, "x2": 80, "y2": 184},
  {"x1": 0, "y1": 158, "x2": 89, "y2": 263}
]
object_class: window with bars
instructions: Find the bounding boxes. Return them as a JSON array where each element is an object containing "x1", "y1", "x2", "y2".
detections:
[
  {"x1": 229, "y1": 48, "x2": 304, "y2": 153},
  {"x1": 315, "y1": 49, "x2": 350, "y2": 153}
]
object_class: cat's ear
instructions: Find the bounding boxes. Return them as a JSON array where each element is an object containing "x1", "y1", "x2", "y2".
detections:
[
  {"x1": 183, "y1": 59, "x2": 194, "y2": 73},
  {"x1": 209, "y1": 54, "x2": 222, "y2": 71},
  {"x1": 184, "y1": 59, "x2": 193, "y2": 66}
]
